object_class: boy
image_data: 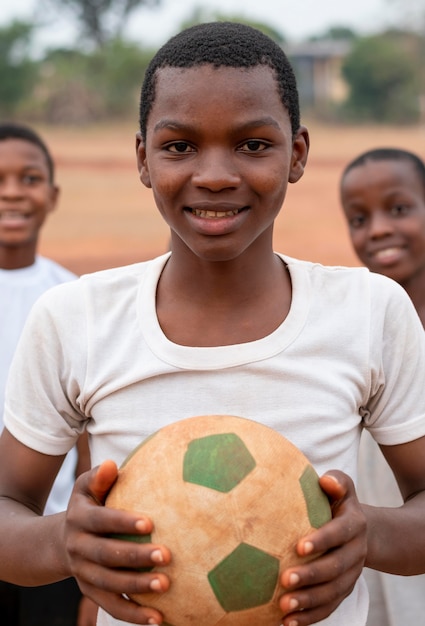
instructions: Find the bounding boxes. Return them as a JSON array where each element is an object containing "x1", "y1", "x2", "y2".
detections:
[
  {"x1": 1, "y1": 23, "x2": 425, "y2": 626},
  {"x1": 340, "y1": 147, "x2": 425, "y2": 626},
  {"x1": 0, "y1": 123, "x2": 97, "y2": 626}
]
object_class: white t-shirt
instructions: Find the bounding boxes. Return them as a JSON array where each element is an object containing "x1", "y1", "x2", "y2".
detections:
[
  {"x1": 358, "y1": 431, "x2": 425, "y2": 626},
  {"x1": 5, "y1": 253, "x2": 425, "y2": 626},
  {"x1": 0, "y1": 255, "x2": 77, "y2": 515}
]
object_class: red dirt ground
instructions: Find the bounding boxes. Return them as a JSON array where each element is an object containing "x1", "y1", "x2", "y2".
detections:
[{"x1": 37, "y1": 121, "x2": 425, "y2": 276}]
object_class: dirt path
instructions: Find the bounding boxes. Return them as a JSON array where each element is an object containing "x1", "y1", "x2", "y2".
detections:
[{"x1": 38, "y1": 121, "x2": 425, "y2": 275}]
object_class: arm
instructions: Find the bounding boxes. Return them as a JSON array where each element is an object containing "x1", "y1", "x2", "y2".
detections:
[
  {"x1": 365, "y1": 435, "x2": 425, "y2": 575},
  {"x1": 75, "y1": 430, "x2": 91, "y2": 478},
  {"x1": 0, "y1": 429, "x2": 172, "y2": 625},
  {"x1": 278, "y1": 436, "x2": 425, "y2": 626}
]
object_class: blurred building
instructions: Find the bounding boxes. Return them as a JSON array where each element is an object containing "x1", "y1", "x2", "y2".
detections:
[{"x1": 288, "y1": 40, "x2": 352, "y2": 111}]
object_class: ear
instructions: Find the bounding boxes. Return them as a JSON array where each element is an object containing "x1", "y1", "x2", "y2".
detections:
[
  {"x1": 46, "y1": 185, "x2": 60, "y2": 215},
  {"x1": 289, "y1": 125, "x2": 310, "y2": 184},
  {"x1": 135, "y1": 131, "x2": 151, "y2": 189}
]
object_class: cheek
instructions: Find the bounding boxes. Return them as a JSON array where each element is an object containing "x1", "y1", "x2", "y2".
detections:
[
  {"x1": 350, "y1": 231, "x2": 367, "y2": 256},
  {"x1": 249, "y1": 165, "x2": 289, "y2": 201}
]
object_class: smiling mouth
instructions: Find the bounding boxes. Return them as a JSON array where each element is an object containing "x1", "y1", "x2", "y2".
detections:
[
  {"x1": 0, "y1": 210, "x2": 31, "y2": 220},
  {"x1": 189, "y1": 207, "x2": 242, "y2": 218},
  {"x1": 372, "y1": 247, "x2": 404, "y2": 260}
]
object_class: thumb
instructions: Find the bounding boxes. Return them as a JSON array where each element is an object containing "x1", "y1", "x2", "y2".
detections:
[
  {"x1": 87, "y1": 459, "x2": 119, "y2": 505},
  {"x1": 319, "y1": 470, "x2": 353, "y2": 515}
]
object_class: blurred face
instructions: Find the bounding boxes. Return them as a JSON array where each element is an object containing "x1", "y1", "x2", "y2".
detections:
[
  {"x1": 137, "y1": 64, "x2": 308, "y2": 263},
  {"x1": 0, "y1": 138, "x2": 58, "y2": 250},
  {"x1": 340, "y1": 158, "x2": 425, "y2": 285}
]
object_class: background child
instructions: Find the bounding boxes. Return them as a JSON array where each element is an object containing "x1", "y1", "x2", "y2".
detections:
[
  {"x1": 1, "y1": 24, "x2": 425, "y2": 626},
  {"x1": 340, "y1": 147, "x2": 425, "y2": 626},
  {"x1": 0, "y1": 122, "x2": 97, "y2": 626}
]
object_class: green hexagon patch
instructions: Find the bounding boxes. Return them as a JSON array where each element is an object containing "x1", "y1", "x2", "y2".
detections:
[
  {"x1": 208, "y1": 542, "x2": 279, "y2": 611},
  {"x1": 183, "y1": 433, "x2": 256, "y2": 492},
  {"x1": 299, "y1": 465, "x2": 332, "y2": 528}
]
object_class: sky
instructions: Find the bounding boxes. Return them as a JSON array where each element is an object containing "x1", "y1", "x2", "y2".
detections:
[{"x1": 0, "y1": 0, "x2": 409, "y2": 53}]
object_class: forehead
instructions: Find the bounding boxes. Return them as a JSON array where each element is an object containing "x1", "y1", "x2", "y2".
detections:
[
  {"x1": 342, "y1": 159, "x2": 423, "y2": 195},
  {"x1": 0, "y1": 138, "x2": 48, "y2": 171},
  {"x1": 148, "y1": 64, "x2": 288, "y2": 131}
]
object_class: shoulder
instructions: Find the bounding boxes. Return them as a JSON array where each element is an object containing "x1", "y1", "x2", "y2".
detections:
[
  {"x1": 36, "y1": 255, "x2": 77, "y2": 283},
  {"x1": 280, "y1": 255, "x2": 417, "y2": 328},
  {"x1": 78, "y1": 253, "x2": 169, "y2": 291},
  {"x1": 281, "y1": 254, "x2": 406, "y2": 299},
  {"x1": 34, "y1": 253, "x2": 169, "y2": 313}
]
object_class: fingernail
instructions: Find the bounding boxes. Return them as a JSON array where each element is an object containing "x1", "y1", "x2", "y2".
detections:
[
  {"x1": 288, "y1": 620, "x2": 298, "y2": 626},
  {"x1": 135, "y1": 518, "x2": 148, "y2": 532},
  {"x1": 324, "y1": 473, "x2": 339, "y2": 484},
  {"x1": 147, "y1": 619, "x2": 158, "y2": 625},
  {"x1": 289, "y1": 597, "x2": 299, "y2": 610},
  {"x1": 151, "y1": 549, "x2": 164, "y2": 563},
  {"x1": 303, "y1": 541, "x2": 314, "y2": 554},
  {"x1": 150, "y1": 578, "x2": 162, "y2": 591},
  {"x1": 288, "y1": 572, "x2": 300, "y2": 585}
]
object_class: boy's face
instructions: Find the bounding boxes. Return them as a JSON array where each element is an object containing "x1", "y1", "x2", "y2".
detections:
[
  {"x1": 137, "y1": 64, "x2": 308, "y2": 262},
  {"x1": 341, "y1": 159, "x2": 425, "y2": 285},
  {"x1": 0, "y1": 138, "x2": 58, "y2": 250}
]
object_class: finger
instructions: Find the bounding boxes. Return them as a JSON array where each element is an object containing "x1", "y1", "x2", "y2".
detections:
[
  {"x1": 74, "y1": 534, "x2": 171, "y2": 571},
  {"x1": 280, "y1": 562, "x2": 360, "y2": 625},
  {"x1": 87, "y1": 460, "x2": 119, "y2": 504},
  {"x1": 281, "y1": 543, "x2": 361, "y2": 588},
  {"x1": 319, "y1": 471, "x2": 349, "y2": 507},
  {"x1": 79, "y1": 559, "x2": 170, "y2": 597},
  {"x1": 82, "y1": 587, "x2": 164, "y2": 626},
  {"x1": 281, "y1": 530, "x2": 365, "y2": 596}
]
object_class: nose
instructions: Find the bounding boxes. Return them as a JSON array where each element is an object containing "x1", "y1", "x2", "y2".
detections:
[
  {"x1": 0, "y1": 176, "x2": 24, "y2": 199},
  {"x1": 191, "y1": 149, "x2": 241, "y2": 191},
  {"x1": 368, "y1": 211, "x2": 394, "y2": 239}
]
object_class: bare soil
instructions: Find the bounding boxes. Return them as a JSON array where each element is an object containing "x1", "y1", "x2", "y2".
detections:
[{"x1": 37, "y1": 121, "x2": 425, "y2": 276}]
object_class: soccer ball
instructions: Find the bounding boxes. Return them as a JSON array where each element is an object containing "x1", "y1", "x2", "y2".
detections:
[{"x1": 105, "y1": 414, "x2": 331, "y2": 626}]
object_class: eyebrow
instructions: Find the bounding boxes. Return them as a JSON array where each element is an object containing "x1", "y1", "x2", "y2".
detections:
[{"x1": 153, "y1": 116, "x2": 281, "y2": 133}]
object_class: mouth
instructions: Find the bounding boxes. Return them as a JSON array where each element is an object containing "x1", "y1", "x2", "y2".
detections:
[
  {"x1": 189, "y1": 208, "x2": 242, "y2": 218},
  {"x1": 0, "y1": 210, "x2": 31, "y2": 220},
  {"x1": 370, "y1": 246, "x2": 405, "y2": 264},
  {"x1": 0, "y1": 210, "x2": 32, "y2": 229},
  {"x1": 186, "y1": 203, "x2": 246, "y2": 219}
]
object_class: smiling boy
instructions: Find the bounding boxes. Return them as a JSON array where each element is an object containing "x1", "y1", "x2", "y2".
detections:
[
  {"x1": 340, "y1": 147, "x2": 425, "y2": 626},
  {"x1": 0, "y1": 123, "x2": 97, "y2": 626},
  {"x1": 0, "y1": 24, "x2": 425, "y2": 626}
]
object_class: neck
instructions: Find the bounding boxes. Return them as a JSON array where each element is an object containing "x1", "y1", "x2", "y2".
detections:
[
  {"x1": 156, "y1": 247, "x2": 292, "y2": 347},
  {"x1": 0, "y1": 245, "x2": 37, "y2": 270},
  {"x1": 400, "y1": 272, "x2": 425, "y2": 329}
]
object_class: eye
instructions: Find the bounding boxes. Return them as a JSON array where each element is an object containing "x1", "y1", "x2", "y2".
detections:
[
  {"x1": 349, "y1": 215, "x2": 366, "y2": 229},
  {"x1": 390, "y1": 203, "x2": 409, "y2": 217},
  {"x1": 22, "y1": 173, "x2": 44, "y2": 185},
  {"x1": 239, "y1": 140, "x2": 269, "y2": 153},
  {"x1": 166, "y1": 142, "x2": 195, "y2": 154}
]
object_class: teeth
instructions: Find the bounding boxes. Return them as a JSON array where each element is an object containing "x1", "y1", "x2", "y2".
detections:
[
  {"x1": 193, "y1": 209, "x2": 239, "y2": 218},
  {"x1": 374, "y1": 247, "x2": 402, "y2": 260},
  {"x1": 0, "y1": 211, "x2": 29, "y2": 219}
]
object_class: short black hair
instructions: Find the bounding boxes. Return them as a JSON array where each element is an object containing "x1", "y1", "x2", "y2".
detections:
[
  {"x1": 0, "y1": 122, "x2": 55, "y2": 183},
  {"x1": 139, "y1": 21, "x2": 300, "y2": 143},
  {"x1": 341, "y1": 147, "x2": 425, "y2": 193}
]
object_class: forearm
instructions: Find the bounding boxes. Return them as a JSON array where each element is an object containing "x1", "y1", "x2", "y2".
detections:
[
  {"x1": 363, "y1": 492, "x2": 425, "y2": 575},
  {"x1": 0, "y1": 501, "x2": 70, "y2": 586}
]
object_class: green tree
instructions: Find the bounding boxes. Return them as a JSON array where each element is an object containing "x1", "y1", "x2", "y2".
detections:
[
  {"x1": 309, "y1": 25, "x2": 358, "y2": 42},
  {"x1": 42, "y1": 0, "x2": 162, "y2": 48},
  {"x1": 179, "y1": 7, "x2": 286, "y2": 44},
  {"x1": 341, "y1": 33, "x2": 420, "y2": 123},
  {"x1": 33, "y1": 39, "x2": 153, "y2": 123},
  {"x1": 0, "y1": 21, "x2": 37, "y2": 116}
]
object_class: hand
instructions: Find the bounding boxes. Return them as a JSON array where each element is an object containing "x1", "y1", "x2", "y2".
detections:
[
  {"x1": 279, "y1": 471, "x2": 367, "y2": 626},
  {"x1": 64, "y1": 460, "x2": 171, "y2": 625}
]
